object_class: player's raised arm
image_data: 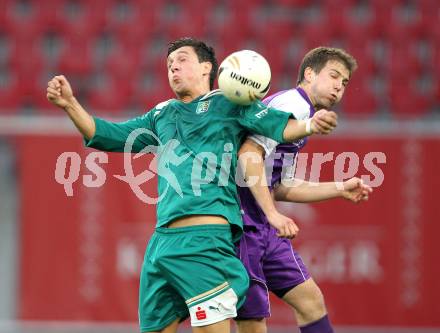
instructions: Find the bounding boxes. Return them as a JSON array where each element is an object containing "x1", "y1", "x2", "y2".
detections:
[
  {"x1": 282, "y1": 109, "x2": 338, "y2": 142},
  {"x1": 238, "y1": 138, "x2": 299, "y2": 239},
  {"x1": 47, "y1": 75, "x2": 158, "y2": 153},
  {"x1": 47, "y1": 75, "x2": 95, "y2": 140},
  {"x1": 274, "y1": 177, "x2": 373, "y2": 203}
]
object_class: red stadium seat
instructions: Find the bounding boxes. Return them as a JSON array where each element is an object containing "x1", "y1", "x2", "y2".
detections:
[
  {"x1": 263, "y1": 44, "x2": 284, "y2": 80},
  {"x1": 106, "y1": 0, "x2": 158, "y2": 47},
  {"x1": 385, "y1": 15, "x2": 421, "y2": 42},
  {"x1": 8, "y1": 32, "x2": 45, "y2": 70},
  {"x1": 276, "y1": 0, "x2": 312, "y2": 8},
  {"x1": 345, "y1": 38, "x2": 377, "y2": 77},
  {"x1": 322, "y1": 0, "x2": 360, "y2": 38},
  {"x1": 301, "y1": 23, "x2": 334, "y2": 50},
  {"x1": 425, "y1": 6, "x2": 440, "y2": 43},
  {"x1": 208, "y1": 2, "x2": 254, "y2": 53},
  {"x1": 386, "y1": 42, "x2": 422, "y2": 82},
  {"x1": 342, "y1": 76, "x2": 379, "y2": 117},
  {"x1": 103, "y1": 44, "x2": 141, "y2": 81},
  {"x1": 257, "y1": 20, "x2": 296, "y2": 77},
  {"x1": 0, "y1": 74, "x2": 21, "y2": 112},
  {"x1": 1, "y1": 0, "x2": 48, "y2": 37},
  {"x1": 435, "y1": 79, "x2": 440, "y2": 106},
  {"x1": 138, "y1": 39, "x2": 168, "y2": 76},
  {"x1": 340, "y1": 1, "x2": 377, "y2": 41},
  {"x1": 9, "y1": 63, "x2": 50, "y2": 112},
  {"x1": 132, "y1": 72, "x2": 172, "y2": 111},
  {"x1": 320, "y1": 0, "x2": 356, "y2": 6},
  {"x1": 0, "y1": 0, "x2": 9, "y2": 25},
  {"x1": 54, "y1": 0, "x2": 106, "y2": 39},
  {"x1": 432, "y1": 45, "x2": 440, "y2": 77},
  {"x1": 389, "y1": 80, "x2": 432, "y2": 117},
  {"x1": 300, "y1": 5, "x2": 335, "y2": 50},
  {"x1": 369, "y1": 0, "x2": 403, "y2": 38},
  {"x1": 393, "y1": 0, "x2": 440, "y2": 40},
  {"x1": 163, "y1": 10, "x2": 207, "y2": 41},
  {"x1": 8, "y1": 34, "x2": 45, "y2": 110},
  {"x1": 418, "y1": 0, "x2": 440, "y2": 40},
  {"x1": 58, "y1": 35, "x2": 94, "y2": 75},
  {"x1": 87, "y1": 73, "x2": 133, "y2": 114}
]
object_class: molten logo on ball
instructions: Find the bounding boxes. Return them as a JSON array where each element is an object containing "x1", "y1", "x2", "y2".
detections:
[
  {"x1": 229, "y1": 71, "x2": 262, "y2": 90},
  {"x1": 218, "y1": 50, "x2": 271, "y2": 105}
]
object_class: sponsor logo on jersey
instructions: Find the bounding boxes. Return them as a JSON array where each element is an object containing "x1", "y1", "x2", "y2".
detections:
[
  {"x1": 196, "y1": 100, "x2": 211, "y2": 114},
  {"x1": 195, "y1": 307, "x2": 207, "y2": 320}
]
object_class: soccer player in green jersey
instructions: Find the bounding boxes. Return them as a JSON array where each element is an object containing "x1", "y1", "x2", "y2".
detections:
[{"x1": 46, "y1": 37, "x2": 337, "y2": 333}]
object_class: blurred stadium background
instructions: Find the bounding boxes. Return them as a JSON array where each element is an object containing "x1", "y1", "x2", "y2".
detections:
[{"x1": 0, "y1": 0, "x2": 439, "y2": 332}]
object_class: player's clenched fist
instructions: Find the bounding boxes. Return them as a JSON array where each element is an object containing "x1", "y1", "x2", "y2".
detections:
[
  {"x1": 342, "y1": 177, "x2": 373, "y2": 203},
  {"x1": 266, "y1": 210, "x2": 299, "y2": 239},
  {"x1": 310, "y1": 109, "x2": 338, "y2": 135},
  {"x1": 46, "y1": 75, "x2": 74, "y2": 109}
]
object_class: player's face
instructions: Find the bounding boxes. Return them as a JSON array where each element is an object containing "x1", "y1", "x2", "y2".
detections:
[
  {"x1": 167, "y1": 46, "x2": 208, "y2": 98},
  {"x1": 309, "y1": 60, "x2": 350, "y2": 109}
]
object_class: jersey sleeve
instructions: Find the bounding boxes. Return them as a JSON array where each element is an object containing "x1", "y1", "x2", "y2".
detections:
[
  {"x1": 238, "y1": 100, "x2": 293, "y2": 144},
  {"x1": 247, "y1": 134, "x2": 278, "y2": 157},
  {"x1": 84, "y1": 110, "x2": 159, "y2": 153},
  {"x1": 247, "y1": 91, "x2": 307, "y2": 156}
]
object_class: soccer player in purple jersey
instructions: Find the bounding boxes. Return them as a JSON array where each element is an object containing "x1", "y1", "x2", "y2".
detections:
[{"x1": 235, "y1": 47, "x2": 373, "y2": 333}]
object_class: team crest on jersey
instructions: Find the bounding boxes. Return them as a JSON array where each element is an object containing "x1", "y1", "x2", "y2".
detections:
[{"x1": 196, "y1": 100, "x2": 211, "y2": 114}]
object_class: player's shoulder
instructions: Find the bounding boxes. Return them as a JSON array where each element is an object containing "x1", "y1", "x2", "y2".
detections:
[
  {"x1": 267, "y1": 89, "x2": 304, "y2": 106},
  {"x1": 200, "y1": 89, "x2": 223, "y2": 101},
  {"x1": 267, "y1": 89, "x2": 311, "y2": 120},
  {"x1": 153, "y1": 99, "x2": 174, "y2": 110},
  {"x1": 135, "y1": 99, "x2": 174, "y2": 122}
]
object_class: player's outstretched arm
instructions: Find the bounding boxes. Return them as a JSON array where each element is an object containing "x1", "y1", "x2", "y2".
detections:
[
  {"x1": 238, "y1": 138, "x2": 299, "y2": 239},
  {"x1": 282, "y1": 110, "x2": 338, "y2": 142},
  {"x1": 47, "y1": 75, "x2": 95, "y2": 140},
  {"x1": 274, "y1": 177, "x2": 372, "y2": 203}
]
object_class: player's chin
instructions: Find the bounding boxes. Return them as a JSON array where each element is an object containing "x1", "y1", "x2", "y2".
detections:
[
  {"x1": 172, "y1": 86, "x2": 189, "y2": 97},
  {"x1": 316, "y1": 101, "x2": 331, "y2": 110},
  {"x1": 324, "y1": 99, "x2": 335, "y2": 109}
]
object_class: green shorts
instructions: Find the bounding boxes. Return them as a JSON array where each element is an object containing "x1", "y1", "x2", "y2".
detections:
[{"x1": 138, "y1": 224, "x2": 249, "y2": 332}]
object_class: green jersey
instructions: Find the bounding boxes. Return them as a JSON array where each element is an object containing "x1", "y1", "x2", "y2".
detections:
[{"x1": 85, "y1": 90, "x2": 292, "y2": 240}]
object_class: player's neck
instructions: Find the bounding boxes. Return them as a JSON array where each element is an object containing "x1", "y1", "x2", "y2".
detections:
[
  {"x1": 177, "y1": 87, "x2": 210, "y2": 103},
  {"x1": 298, "y1": 83, "x2": 317, "y2": 109}
]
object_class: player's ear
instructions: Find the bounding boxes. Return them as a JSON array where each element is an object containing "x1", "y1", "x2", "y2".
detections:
[
  {"x1": 202, "y1": 61, "x2": 212, "y2": 76},
  {"x1": 304, "y1": 67, "x2": 316, "y2": 84}
]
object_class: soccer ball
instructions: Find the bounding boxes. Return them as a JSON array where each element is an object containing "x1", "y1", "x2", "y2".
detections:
[{"x1": 218, "y1": 50, "x2": 271, "y2": 105}]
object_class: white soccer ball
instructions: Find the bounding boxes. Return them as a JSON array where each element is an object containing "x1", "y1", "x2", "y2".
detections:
[{"x1": 218, "y1": 50, "x2": 271, "y2": 105}]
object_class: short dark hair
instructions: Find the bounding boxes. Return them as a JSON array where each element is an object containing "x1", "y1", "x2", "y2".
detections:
[
  {"x1": 167, "y1": 37, "x2": 218, "y2": 90},
  {"x1": 297, "y1": 47, "x2": 358, "y2": 85}
]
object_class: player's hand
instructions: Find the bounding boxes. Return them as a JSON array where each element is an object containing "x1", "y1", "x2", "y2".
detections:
[
  {"x1": 310, "y1": 110, "x2": 338, "y2": 135},
  {"x1": 341, "y1": 177, "x2": 373, "y2": 203},
  {"x1": 46, "y1": 75, "x2": 75, "y2": 109},
  {"x1": 266, "y1": 210, "x2": 299, "y2": 239}
]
